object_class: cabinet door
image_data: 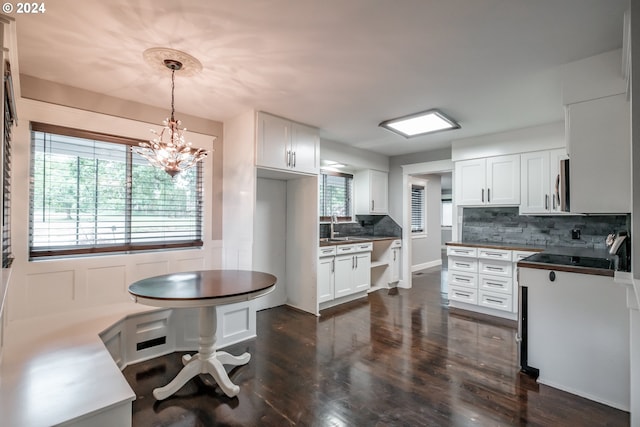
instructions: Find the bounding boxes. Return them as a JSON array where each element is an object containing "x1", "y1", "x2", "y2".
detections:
[
  {"x1": 353, "y1": 253, "x2": 371, "y2": 292},
  {"x1": 486, "y1": 154, "x2": 520, "y2": 205},
  {"x1": 317, "y1": 256, "x2": 335, "y2": 303},
  {"x1": 566, "y1": 94, "x2": 631, "y2": 213},
  {"x1": 369, "y1": 170, "x2": 388, "y2": 214},
  {"x1": 455, "y1": 159, "x2": 486, "y2": 205},
  {"x1": 290, "y1": 123, "x2": 319, "y2": 174},
  {"x1": 256, "y1": 112, "x2": 291, "y2": 170},
  {"x1": 520, "y1": 151, "x2": 550, "y2": 214},
  {"x1": 334, "y1": 255, "x2": 354, "y2": 298},
  {"x1": 389, "y1": 247, "x2": 401, "y2": 284}
]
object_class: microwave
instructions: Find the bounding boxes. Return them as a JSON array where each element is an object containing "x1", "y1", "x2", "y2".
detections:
[{"x1": 557, "y1": 159, "x2": 570, "y2": 212}]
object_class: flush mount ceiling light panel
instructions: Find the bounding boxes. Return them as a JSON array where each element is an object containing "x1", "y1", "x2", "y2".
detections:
[{"x1": 379, "y1": 109, "x2": 460, "y2": 138}]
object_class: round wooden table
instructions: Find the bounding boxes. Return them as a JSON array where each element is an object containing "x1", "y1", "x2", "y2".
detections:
[{"x1": 128, "y1": 270, "x2": 276, "y2": 400}]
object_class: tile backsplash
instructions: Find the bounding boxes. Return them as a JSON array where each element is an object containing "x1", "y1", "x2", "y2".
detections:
[
  {"x1": 319, "y1": 215, "x2": 402, "y2": 239},
  {"x1": 462, "y1": 207, "x2": 630, "y2": 249}
]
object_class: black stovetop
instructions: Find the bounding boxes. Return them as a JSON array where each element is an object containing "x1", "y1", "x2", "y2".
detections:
[{"x1": 522, "y1": 252, "x2": 613, "y2": 270}]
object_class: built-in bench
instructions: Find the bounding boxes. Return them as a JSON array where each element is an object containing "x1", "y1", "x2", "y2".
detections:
[{"x1": 0, "y1": 300, "x2": 252, "y2": 427}]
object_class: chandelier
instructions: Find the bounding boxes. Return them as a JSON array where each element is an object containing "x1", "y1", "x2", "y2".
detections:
[{"x1": 135, "y1": 57, "x2": 207, "y2": 177}]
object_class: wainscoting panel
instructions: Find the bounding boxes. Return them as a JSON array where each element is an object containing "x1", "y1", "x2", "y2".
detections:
[
  {"x1": 175, "y1": 256, "x2": 206, "y2": 272},
  {"x1": 218, "y1": 300, "x2": 256, "y2": 347},
  {"x1": 133, "y1": 261, "x2": 170, "y2": 282},
  {"x1": 26, "y1": 270, "x2": 75, "y2": 315},
  {"x1": 87, "y1": 265, "x2": 128, "y2": 305}
]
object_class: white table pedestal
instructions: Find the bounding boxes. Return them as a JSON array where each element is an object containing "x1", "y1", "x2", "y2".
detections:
[{"x1": 152, "y1": 306, "x2": 250, "y2": 400}]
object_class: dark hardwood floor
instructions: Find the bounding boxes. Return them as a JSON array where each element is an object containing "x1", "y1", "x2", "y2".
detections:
[{"x1": 123, "y1": 265, "x2": 629, "y2": 426}]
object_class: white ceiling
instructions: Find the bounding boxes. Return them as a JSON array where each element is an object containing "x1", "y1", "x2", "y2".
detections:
[{"x1": 12, "y1": 0, "x2": 628, "y2": 157}]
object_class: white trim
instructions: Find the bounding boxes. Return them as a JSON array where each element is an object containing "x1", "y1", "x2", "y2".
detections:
[
  {"x1": 401, "y1": 160, "x2": 453, "y2": 290},
  {"x1": 412, "y1": 259, "x2": 441, "y2": 272}
]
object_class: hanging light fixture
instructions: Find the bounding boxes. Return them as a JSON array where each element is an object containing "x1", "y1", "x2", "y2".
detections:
[{"x1": 136, "y1": 50, "x2": 208, "y2": 177}]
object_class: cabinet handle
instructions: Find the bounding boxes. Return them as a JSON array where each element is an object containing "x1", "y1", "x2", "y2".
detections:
[
  {"x1": 455, "y1": 291, "x2": 470, "y2": 298},
  {"x1": 486, "y1": 297, "x2": 504, "y2": 305},
  {"x1": 286, "y1": 150, "x2": 291, "y2": 167},
  {"x1": 481, "y1": 188, "x2": 484, "y2": 203},
  {"x1": 332, "y1": 259, "x2": 334, "y2": 273},
  {"x1": 456, "y1": 276, "x2": 470, "y2": 283},
  {"x1": 545, "y1": 194, "x2": 549, "y2": 210},
  {"x1": 292, "y1": 151, "x2": 296, "y2": 167},
  {"x1": 484, "y1": 252, "x2": 502, "y2": 257},
  {"x1": 485, "y1": 266, "x2": 502, "y2": 272},
  {"x1": 552, "y1": 192, "x2": 557, "y2": 210},
  {"x1": 393, "y1": 250, "x2": 396, "y2": 261},
  {"x1": 356, "y1": 256, "x2": 358, "y2": 268},
  {"x1": 456, "y1": 262, "x2": 471, "y2": 268},
  {"x1": 352, "y1": 256, "x2": 355, "y2": 269},
  {"x1": 371, "y1": 200, "x2": 375, "y2": 211},
  {"x1": 486, "y1": 282, "x2": 502, "y2": 287},
  {"x1": 487, "y1": 188, "x2": 490, "y2": 203}
]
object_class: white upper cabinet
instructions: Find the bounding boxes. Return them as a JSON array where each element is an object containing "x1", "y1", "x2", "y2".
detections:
[
  {"x1": 565, "y1": 93, "x2": 630, "y2": 213},
  {"x1": 455, "y1": 155, "x2": 520, "y2": 206},
  {"x1": 520, "y1": 149, "x2": 567, "y2": 214},
  {"x1": 256, "y1": 111, "x2": 319, "y2": 175},
  {"x1": 355, "y1": 169, "x2": 388, "y2": 214}
]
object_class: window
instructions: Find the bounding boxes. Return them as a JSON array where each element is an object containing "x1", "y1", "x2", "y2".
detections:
[
  {"x1": 29, "y1": 123, "x2": 203, "y2": 259},
  {"x1": 2, "y1": 61, "x2": 16, "y2": 268},
  {"x1": 411, "y1": 184, "x2": 425, "y2": 233},
  {"x1": 319, "y1": 171, "x2": 352, "y2": 221},
  {"x1": 441, "y1": 199, "x2": 453, "y2": 227}
]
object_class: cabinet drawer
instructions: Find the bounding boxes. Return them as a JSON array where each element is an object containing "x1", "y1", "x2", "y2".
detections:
[
  {"x1": 449, "y1": 257, "x2": 478, "y2": 273},
  {"x1": 479, "y1": 275, "x2": 512, "y2": 295},
  {"x1": 449, "y1": 285, "x2": 478, "y2": 305},
  {"x1": 478, "y1": 291, "x2": 513, "y2": 312},
  {"x1": 319, "y1": 246, "x2": 337, "y2": 257},
  {"x1": 513, "y1": 250, "x2": 539, "y2": 262},
  {"x1": 478, "y1": 248, "x2": 512, "y2": 262},
  {"x1": 391, "y1": 239, "x2": 402, "y2": 248},
  {"x1": 446, "y1": 246, "x2": 477, "y2": 258},
  {"x1": 353, "y1": 242, "x2": 373, "y2": 252},
  {"x1": 448, "y1": 271, "x2": 477, "y2": 290},
  {"x1": 336, "y1": 244, "x2": 355, "y2": 254},
  {"x1": 478, "y1": 259, "x2": 512, "y2": 277}
]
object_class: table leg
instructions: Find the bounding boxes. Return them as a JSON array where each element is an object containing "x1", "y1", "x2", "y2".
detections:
[{"x1": 152, "y1": 305, "x2": 251, "y2": 400}]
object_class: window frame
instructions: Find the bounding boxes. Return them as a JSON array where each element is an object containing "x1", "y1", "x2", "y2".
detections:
[
  {"x1": 411, "y1": 183, "x2": 426, "y2": 235},
  {"x1": 28, "y1": 122, "x2": 204, "y2": 259},
  {"x1": 319, "y1": 170, "x2": 353, "y2": 223}
]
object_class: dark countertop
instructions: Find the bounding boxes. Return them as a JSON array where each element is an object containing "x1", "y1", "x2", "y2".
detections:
[
  {"x1": 446, "y1": 241, "x2": 617, "y2": 277},
  {"x1": 319, "y1": 236, "x2": 398, "y2": 247},
  {"x1": 446, "y1": 241, "x2": 544, "y2": 252}
]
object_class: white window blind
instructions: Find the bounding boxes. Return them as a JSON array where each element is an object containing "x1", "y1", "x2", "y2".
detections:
[
  {"x1": 29, "y1": 123, "x2": 203, "y2": 258},
  {"x1": 2, "y1": 61, "x2": 16, "y2": 268},
  {"x1": 319, "y1": 171, "x2": 353, "y2": 220},
  {"x1": 411, "y1": 184, "x2": 425, "y2": 233}
]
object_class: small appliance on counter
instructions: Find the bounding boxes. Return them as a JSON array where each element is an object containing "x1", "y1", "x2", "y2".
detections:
[{"x1": 606, "y1": 230, "x2": 631, "y2": 272}]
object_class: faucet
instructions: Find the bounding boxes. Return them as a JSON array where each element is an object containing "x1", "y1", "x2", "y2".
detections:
[{"x1": 330, "y1": 215, "x2": 339, "y2": 239}]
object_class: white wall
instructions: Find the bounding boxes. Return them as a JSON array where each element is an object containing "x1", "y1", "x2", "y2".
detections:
[
  {"x1": 320, "y1": 138, "x2": 389, "y2": 172},
  {"x1": 410, "y1": 175, "x2": 442, "y2": 271},
  {"x1": 630, "y1": 3, "x2": 640, "y2": 426},
  {"x1": 389, "y1": 148, "x2": 451, "y2": 225},
  {"x1": 253, "y1": 178, "x2": 287, "y2": 310},
  {"x1": 7, "y1": 99, "x2": 221, "y2": 322}
]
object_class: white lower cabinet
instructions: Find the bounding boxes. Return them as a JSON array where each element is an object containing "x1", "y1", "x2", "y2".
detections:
[
  {"x1": 447, "y1": 244, "x2": 530, "y2": 319},
  {"x1": 319, "y1": 243, "x2": 372, "y2": 308},
  {"x1": 318, "y1": 246, "x2": 336, "y2": 304}
]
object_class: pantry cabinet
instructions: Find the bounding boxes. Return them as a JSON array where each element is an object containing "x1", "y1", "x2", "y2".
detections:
[
  {"x1": 354, "y1": 169, "x2": 388, "y2": 214},
  {"x1": 520, "y1": 149, "x2": 567, "y2": 214},
  {"x1": 256, "y1": 111, "x2": 319, "y2": 175},
  {"x1": 455, "y1": 154, "x2": 520, "y2": 206}
]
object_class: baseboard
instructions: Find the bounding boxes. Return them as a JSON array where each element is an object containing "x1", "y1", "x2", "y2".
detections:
[{"x1": 412, "y1": 259, "x2": 442, "y2": 272}]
